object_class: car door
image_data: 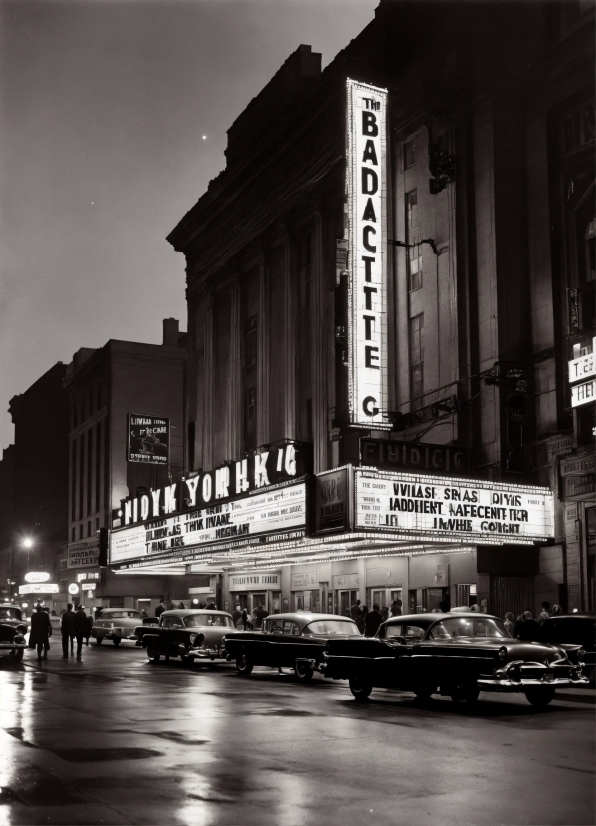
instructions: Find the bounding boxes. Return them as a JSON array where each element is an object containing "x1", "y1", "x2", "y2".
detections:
[
  {"x1": 168, "y1": 615, "x2": 185, "y2": 655},
  {"x1": 275, "y1": 621, "x2": 302, "y2": 667}
]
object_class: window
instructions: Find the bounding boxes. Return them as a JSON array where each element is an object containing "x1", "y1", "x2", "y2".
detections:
[
  {"x1": 87, "y1": 521, "x2": 91, "y2": 537},
  {"x1": 409, "y1": 314, "x2": 424, "y2": 407},
  {"x1": 385, "y1": 623, "x2": 429, "y2": 642},
  {"x1": 406, "y1": 189, "x2": 418, "y2": 230},
  {"x1": 405, "y1": 189, "x2": 422, "y2": 290},
  {"x1": 184, "y1": 615, "x2": 233, "y2": 628},
  {"x1": 303, "y1": 620, "x2": 359, "y2": 636},
  {"x1": 282, "y1": 621, "x2": 300, "y2": 636},
  {"x1": 404, "y1": 139, "x2": 416, "y2": 169},
  {"x1": 95, "y1": 422, "x2": 102, "y2": 513},
  {"x1": 71, "y1": 527, "x2": 76, "y2": 542},
  {"x1": 430, "y1": 617, "x2": 509, "y2": 639},
  {"x1": 563, "y1": 100, "x2": 595, "y2": 155},
  {"x1": 71, "y1": 439, "x2": 77, "y2": 521},
  {"x1": 245, "y1": 316, "x2": 257, "y2": 367},
  {"x1": 408, "y1": 247, "x2": 422, "y2": 291}
]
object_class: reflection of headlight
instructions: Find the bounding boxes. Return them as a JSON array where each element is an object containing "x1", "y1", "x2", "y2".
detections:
[{"x1": 498, "y1": 646, "x2": 507, "y2": 661}]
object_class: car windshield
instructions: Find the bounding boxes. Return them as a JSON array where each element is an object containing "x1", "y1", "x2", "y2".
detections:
[
  {"x1": 0, "y1": 607, "x2": 21, "y2": 620},
  {"x1": 429, "y1": 617, "x2": 511, "y2": 639},
  {"x1": 303, "y1": 620, "x2": 360, "y2": 636},
  {"x1": 106, "y1": 611, "x2": 140, "y2": 619},
  {"x1": 185, "y1": 615, "x2": 233, "y2": 628}
]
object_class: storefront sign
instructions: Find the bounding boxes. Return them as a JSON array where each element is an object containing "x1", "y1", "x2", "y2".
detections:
[
  {"x1": 361, "y1": 438, "x2": 469, "y2": 475},
  {"x1": 76, "y1": 571, "x2": 100, "y2": 582},
  {"x1": 333, "y1": 574, "x2": 359, "y2": 590},
  {"x1": 18, "y1": 583, "x2": 59, "y2": 595},
  {"x1": 560, "y1": 455, "x2": 596, "y2": 476},
  {"x1": 229, "y1": 572, "x2": 280, "y2": 591},
  {"x1": 110, "y1": 482, "x2": 307, "y2": 566},
  {"x1": 571, "y1": 379, "x2": 596, "y2": 407},
  {"x1": 81, "y1": 582, "x2": 96, "y2": 591},
  {"x1": 24, "y1": 571, "x2": 50, "y2": 584},
  {"x1": 355, "y1": 469, "x2": 554, "y2": 545},
  {"x1": 128, "y1": 414, "x2": 169, "y2": 465},
  {"x1": 315, "y1": 467, "x2": 349, "y2": 533},
  {"x1": 68, "y1": 540, "x2": 99, "y2": 569},
  {"x1": 68, "y1": 583, "x2": 80, "y2": 595},
  {"x1": 564, "y1": 474, "x2": 596, "y2": 498},
  {"x1": 118, "y1": 441, "x2": 310, "y2": 527},
  {"x1": 545, "y1": 436, "x2": 574, "y2": 463},
  {"x1": 346, "y1": 78, "x2": 389, "y2": 428},
  {"x1": 568, "y1": 338, "x2": 595, "y2": 382},
  {"x1": 291, "y1": 571, "x2": 318, "y2": 590}
]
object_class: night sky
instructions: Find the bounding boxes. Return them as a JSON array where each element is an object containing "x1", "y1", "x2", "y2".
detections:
[{"x1": 0, "y1": 0, "x2": 377, "y2": 450}]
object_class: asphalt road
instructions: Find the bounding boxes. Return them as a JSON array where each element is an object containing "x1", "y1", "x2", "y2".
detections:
[{"x1": 0, "y1": 641, "x2": 594, "y2": 826}]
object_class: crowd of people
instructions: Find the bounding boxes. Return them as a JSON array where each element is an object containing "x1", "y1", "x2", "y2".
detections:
[
  {"x1": 27, "y1": 602, "x2": 94, "y2": 661},
  {"x1": 506, "y1": 601, "x2": 562, "y2": 641}
]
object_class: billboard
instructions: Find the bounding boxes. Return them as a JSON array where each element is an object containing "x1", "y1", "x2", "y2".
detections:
[
  {"x1": 346, "y1": 79, "x2": 389, "y2": 428},
  {"x1": 127, "y1": 414, "x2": 169, "y2": 465},
  {"x1": 110, "y1": 481, "x2": 307, "y2": 567},
  {"x1": 67, "y1": 540, "x2": 99, "y2": 569},
  {"x1": 354, "y1": 469, "x2": 554, "y2": 545}
]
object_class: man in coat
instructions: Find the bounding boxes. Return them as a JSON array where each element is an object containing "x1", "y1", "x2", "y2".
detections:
[
  {"x1": 73, "y1": 605, "x2": 87, "y2": 659},
  {"x1": 155, "y1": 601, "x2": 165, "y2": 618},
  {"x1": 252, "y1": 604, "x2": 269, "y2": 629},
  {"x1": 29, "y1": 603, "x2": 52, "y2": 661},
  {"x1": 61, "y1": 603, "x2": 76, "y2": 658},
  {"x1": 364, "y1": 604, "x2": 383, "y2": 637}
]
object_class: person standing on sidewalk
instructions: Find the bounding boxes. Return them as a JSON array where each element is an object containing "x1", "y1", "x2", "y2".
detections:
[
  {"x1": 29, "y1": 603, "x2": 52, "y2": 661},
  {"x1": 61, "y1": 604, "x2": 75, "y2": 658},
  {"x1": 73, "y1": 605, "x2": 87, "y2": 659}
]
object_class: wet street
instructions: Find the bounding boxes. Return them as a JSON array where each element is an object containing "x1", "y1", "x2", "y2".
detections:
[{"x1": 0, "y1": 643, "x2": 594, "y2": 826}]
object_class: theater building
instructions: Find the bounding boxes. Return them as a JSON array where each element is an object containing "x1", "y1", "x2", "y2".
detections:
[{"x1": 107, "y1": 0, "x2": 594, "y2": 616}]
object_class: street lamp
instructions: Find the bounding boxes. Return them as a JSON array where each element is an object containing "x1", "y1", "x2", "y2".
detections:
[{"x1": 23, "y1": 538, "x2": 33, "y2": 572}]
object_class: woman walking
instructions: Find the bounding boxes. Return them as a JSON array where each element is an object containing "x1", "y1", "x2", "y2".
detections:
[{"x1": 28, "y1": 604, "x2": 52, "y2": 661}]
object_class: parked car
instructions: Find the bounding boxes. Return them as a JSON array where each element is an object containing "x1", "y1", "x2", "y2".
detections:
[
  {"x1": 92, "y1": 608, "x2": 142, "y2": 645},
  {"x1": 135, "y1": 609, "x2": 234, "y2": 664},
  {"x1": 0, "y1": 604, "x2": 28, "y2": 662},
  {"x1": 540, "y1": 612, "x2": 595, "y2": 683},
  {"x1": 306, "y1": 612, "x2": 587, "y2": 707},
  {"x1": 224, "y1": 612, "x2": 362, "y2": 680}
]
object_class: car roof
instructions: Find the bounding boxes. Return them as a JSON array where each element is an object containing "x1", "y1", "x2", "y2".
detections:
[
  {"x1": 161, "y1": 609, "x2": 232, "y2": 617},
  {"x1": 543, "y1": 612, "x2": 595, "y2": 621},
  {"x1": 384, "y1": 612, "x2": 501, "y2": 623}
]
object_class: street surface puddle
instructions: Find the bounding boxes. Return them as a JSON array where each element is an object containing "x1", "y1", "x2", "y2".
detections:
[{"x1": 50, "y1": 747, "x2": 163, "y2": 762}]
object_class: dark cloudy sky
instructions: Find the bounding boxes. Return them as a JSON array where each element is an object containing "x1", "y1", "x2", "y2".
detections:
[{"x1": 0, "y1": 0, "x2": 377, "y2": 450}]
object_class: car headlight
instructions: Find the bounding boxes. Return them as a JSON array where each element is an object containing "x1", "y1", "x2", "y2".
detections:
[
  {"x1": 578, "y1": 647, "x2": 586, "y2": 659},
  {"x1": 498, "y1": 646, "x2": 507, "y2": 661}
]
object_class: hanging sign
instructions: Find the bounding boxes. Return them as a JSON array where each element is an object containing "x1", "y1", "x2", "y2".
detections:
[
  {"x1": 354, "y1": 469, "x2": 554, "y2": 545},
  {"x1": 19, "y1": 583, "x2": 59, "y2": 595},
  {"x1": 24, "y1": 571, "x2": 50, "y2": 584},
  {"x1": 127, "y1": 414, "x2": 170, "y2": 465},
  {"x1": 346, "y1": 79, "x2": 389, "y2": 428}
]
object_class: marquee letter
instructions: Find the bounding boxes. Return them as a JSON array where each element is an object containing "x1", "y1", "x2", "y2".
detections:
[
  {"x1": 363, "y1": 226, "x2": 376, "y2": 252},
  {"x1": 365, "y1": 346, "x2": 380, "y2": 368},
  {"x1": 254, "y1": 452, "x2": 270, "y2": 488},
  {"x1": 124, "y1": 500, "x2": 132, "y2": 526},
  {"x1": 362, "y1": 168, "x2": 378, "y2": 195},
  {"x1": 363, "y1": 396, "x2": 379, "y2": 416},
  {"x1": 185, "y1": 476, "x2": 200, "y2": 507},
  {"x1": 285, "y1": 444, "x2": 297, "y2": 476},
  {"x1": 236, "y1": 459, "x2": 249, "y2": 492},
  {"x1": 215, "y1": 466, "x2": 230, "y2": 499},
  {"x1": 362, "y1": 111, "x2": 378, "y2": 136},
  {"x1": 140, "y1": 494, "x2": 149, "y2": 520},
  {"x1": 163, "y1": 484, "x2": 177, "y2": 514},
  {"x1": 362, "y1": 139, "x2": 378, "y2": 165},
  {"x1": 362, "y1": 198, "x2": 376, "y2": 222},
  {"x1": 151, "y1": 489, "x2": 160, "y2": 517},
  {"x1": 201, "y1": 474, "x2": 212, "y2": 503}
]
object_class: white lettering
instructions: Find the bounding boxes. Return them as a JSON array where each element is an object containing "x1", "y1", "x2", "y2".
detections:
[
  {"x1": 254, "y1": 452, "x2": 270, "y2": 488},
  {"x1": 163, "y1": 484, "x2": 177, "y2": 514}
]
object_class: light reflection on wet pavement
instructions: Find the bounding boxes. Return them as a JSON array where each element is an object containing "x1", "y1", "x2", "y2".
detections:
[{"x1": 0, "y1": 643, "x2": 594, "y2": 825}]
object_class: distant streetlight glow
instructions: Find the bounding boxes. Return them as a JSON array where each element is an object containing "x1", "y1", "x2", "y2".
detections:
[{"x1": 23, "y1": 538, "x2": 33, "y2": 548}]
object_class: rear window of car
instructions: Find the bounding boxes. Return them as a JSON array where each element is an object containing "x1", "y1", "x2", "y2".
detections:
[
  {"x1": 385, "y1": 623, "x2": 428, "y2": 641},
  {"x1": 185, "y1": 615, "x2": 233, "y2": 628},
  {"x1": 0, "y1": 608, "x2": 21, "y2": 620},
  {"x1": 303, "y1": 620, "x2": 359, "y2": 636},
  {"x1": 106, "y1": 611, "x2": 139, "y2": 619}
]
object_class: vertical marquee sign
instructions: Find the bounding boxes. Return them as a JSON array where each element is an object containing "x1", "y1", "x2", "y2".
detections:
[{"x1": 346, "y1": 79, "x2": 389, "y2": 428}]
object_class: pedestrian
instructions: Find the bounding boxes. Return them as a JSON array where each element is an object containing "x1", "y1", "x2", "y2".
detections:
[
  {"x1": 61, "y1": 603, "x2": 75, "y2": 658},
  {"x1": 381, "y1": 605, "x2": 389, "y2": 621},
  {"x1": 503, "y1": 612, "x2": 515, "y2": 635},
  {"x1": 178, "y1": 602, "x2": 185, "y2": 609},
  {"x1": 85, "y1": 611, "x2": 94, "y2": 645},
  {"x1": 252, "y1": 604, "x2": 269, "y2": 629},
  {"x1": 390, "y1": 599, "x2": 402, "y2": 617},
  {"x1": 364, "y1": 604, "x2": 383, "y2": 637},
  {"x1": 28, "y1": 603, "x2": 52, "y2": 661},
  {"x1": 537, "y1": 601, "x2": 551, "y2": 624},
  {"x1": 206, "y1": 600, "x2": 216, "y2": 610},
  {"x1": 551, "y1": 604, "x2": 562, "y2": 617},
  {"x1": 73, "y1": 605, "x2": 87, "y2": 659},
  {"x1": 514, "y1": 611, "x2": 541, "y2": 642},
  {"x1": 470, "y1": 603, "x2": 481, "y2": 613},
  {"x1": 140, "y1": 609, "x2": 148, "y2": 619},
  {"x1": 155, "y1": 601, "x2": 165, "y2": 618},
  {"x1": 356, "y1": 605, "x2": 367, "y2": 634},
  {"x1": 232, "y1": 605, "x2": 242, "y2": 629},
  {"x1": 350, "y1": 599, "x2": 363, "y2": 625},
  {"x1": 439, "y1": 599, "x2": 450, "y2": 613},
  {"x1": 241, "y1": 608, "x2": 249, "y2": 630}
]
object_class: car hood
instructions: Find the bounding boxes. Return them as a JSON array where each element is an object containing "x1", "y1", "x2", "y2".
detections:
[{"x1": 417, "y1": 637, "x2": 567, "y2": 663}]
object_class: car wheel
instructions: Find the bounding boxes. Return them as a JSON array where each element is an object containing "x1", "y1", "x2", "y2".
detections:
[
  {"x1": 147, "y1": 642, "x2": 160, "y2": 663},
  {"x1": 349, "y1": 676, "x2": 373, "y2": 702},
  {"x1": 413, "y1": 681, "x2": 438, "y2": 700},
  {"x1": 113, "y1": 638, "x2": 121, "y2": 646},
  {"x1": 295, "y1": 661, "x2": 314, "y2": 683},
  {"x1": 236, "y1": 653, "x2": 253, "y2": 676},
  {"x1": 9, "y1": 648, "x2": 24, "y2": 662},
  {"x1": 450, "y1": 683, "x2": 480, "y2": 704},
  {"x1": 524, "y1": 686, "x2": 555, "y2": 707},
  {"x1": 95, "y1": 636, "x2": 103, "y2": 645}
]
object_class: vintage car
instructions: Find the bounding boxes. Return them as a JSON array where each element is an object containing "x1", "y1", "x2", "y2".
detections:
[
  {"x1": 305, "y1": 612, "x2": 588, "y2": 707},
  {"x1": 92, "y1": 608, "x2": 142, "y2": 645},
  {"x1": 0, "y1": 604, "x2": 28, "y2": 662},
  {"x1": 223, "y1": 612, "x2": 361, "y2": 680},
  {"x1": 540, "y1": 612, "x2": 595, "y2": 683},
  {"x1": 135, "y1": 609, "x2": 234, "y2": 664}
]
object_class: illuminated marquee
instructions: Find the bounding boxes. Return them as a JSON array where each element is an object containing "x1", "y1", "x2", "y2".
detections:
[
  {"x1": 110, "y1": 482, "x2": 307, "y2": 566},
  {"x1": 346, "y1": 79, "x2": 389, "y2": 428},
  {"x1": 355, "y1": 469, "x2": 554, "y2": 545}
]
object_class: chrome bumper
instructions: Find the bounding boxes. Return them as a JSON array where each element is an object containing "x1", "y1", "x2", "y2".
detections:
[
  {"x1": 479, "y1": 661, "x2": 588, "y2": 692},
  {"x1": 178, "y1": 643, "x2": 223, "y2": 660},
  {"x1": 0, "y1": 640, "x2": 26, "y2": 649}
]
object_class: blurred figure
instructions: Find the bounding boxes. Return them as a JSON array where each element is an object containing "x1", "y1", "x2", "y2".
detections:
[
  {"x1": 29, "y1": 603, "x2": 52, "y2": 661},
  {"x1": 73, "y1": 605, "x2": 87, "y2": 659},
  {"x1": 514, "y1": 611, "x2": 541, "y2": 642},
  {"x1": 232, "y1": 605, "x2": 242, "y2": 629},
  {"x1": 365, "y1": 604, "x2": 383, "y2": 637},
  {"x1": 390, "y1": 600, "x2": 402, "y2": 617},
  {"x1": 61, "y1": 603, "x2": 75, "y2": 658},
  {"x1": 155, "y1": 601, "x2": 165, "y2": 618},
  {"x1": 381, "y1": 605, "x2": 389, "y2": 622},
  {"x1": 551, "y1": 604, "x2": 563, "y2": 617},
  {"x1": 503, "y1": 612, "x2": 515, "y2": 635},
  {"x1": 537, "y1": 601, "x2": 551, "y2": 624}
]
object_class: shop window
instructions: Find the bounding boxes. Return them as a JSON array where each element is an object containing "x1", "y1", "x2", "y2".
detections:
[{"x1": 404, "y1": 139, "x2": 416, "y2": 169}]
